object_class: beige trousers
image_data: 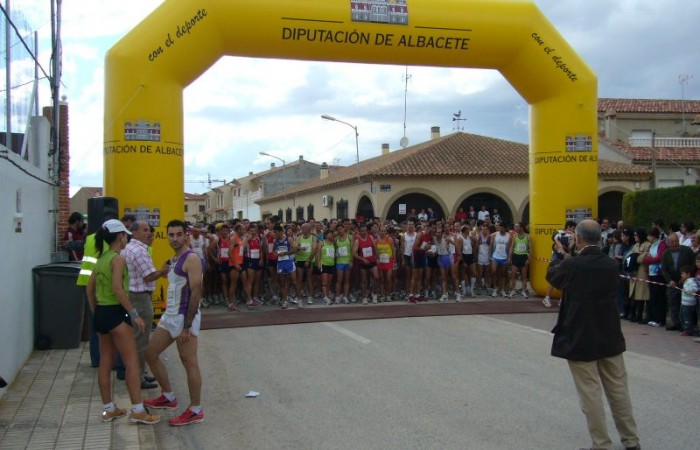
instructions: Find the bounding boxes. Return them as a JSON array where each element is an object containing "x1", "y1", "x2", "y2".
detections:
[
  {"x1": 129, "y1": 291, "x2": 154, "y2": 376},
  {"x1": 567, "y1": 354, "x2": 640, "y2": 450}
]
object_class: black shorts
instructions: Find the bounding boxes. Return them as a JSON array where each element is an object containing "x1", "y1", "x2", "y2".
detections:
[
  {"x1": 461, "y1": 254, "x2": 475, "y2": 265},
  {"x1": 93, "y1": 304, "x2": 131, "y2": 334},
  {"x1": 426, "y1": 256, "x2": 438, "y2": 269},
  {"x1": 297, "y1": 260, "x2": 311, "y2": 269},
  {"x1": 321, "y1": 265, "x2": 336, "y2": 275},
  {"x1": 267, "y1": 258, "x2": 277, "y2": 268},
  {"x1": 413, "y1": 254, "x2": 426, "y2": 269},
  {"x1": 245, "y1": 258, "x2": 261, "y2": 271},
  {"x1": 216, "y1": 261, "x2": 231, "y2": 274},
  {"x1": 403, "y1": 255, "x2": 412, "y2": 267},
  {"x1": 361, "y1": 261, "x2": 377, "y2": 270},
  {"x1": 512, "y1": 253, "x2": 529, "y2": 268}
]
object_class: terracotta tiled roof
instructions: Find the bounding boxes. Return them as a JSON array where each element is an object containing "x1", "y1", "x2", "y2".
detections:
[
  {"x1": 598, "y1": 98, "x2": 700, "y2": 114},
  {"x1": 604, "y1": 139, "x2": 700, "y2": 162},
  {"x1": 259, "y1": 132, "x2": 651, "y2": 203}
]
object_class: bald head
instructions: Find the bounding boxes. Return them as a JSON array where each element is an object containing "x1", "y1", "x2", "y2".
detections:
[
  {"x1": 667, "y1": 232, "x2": 679, "y2": 249},
  {"x1": 575, "y1": 219, "x2": 601, "y2": 246}
]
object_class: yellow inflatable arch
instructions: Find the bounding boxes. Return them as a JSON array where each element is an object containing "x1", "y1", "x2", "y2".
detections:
[{"x1": 104, "y1": 0, "x2": 597, "y2": 297}]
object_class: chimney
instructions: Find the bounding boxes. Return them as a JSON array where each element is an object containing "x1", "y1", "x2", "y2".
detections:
[
  {"x1": 299, "y1": 155, "x2": 304, "y2": 161},
  {"x1": 249, "y1": 171, "x2": 253, "y2": 176},
  {"x1": 381, "y1": 143, "x2": 390, "y2": 155},
  {"x1": 320, "y1": 162, "x2": 329, "y2": 179},
  {"x1": 604, "y1": 109, "x2": 617, "y2": 141},
  {"x1": 270, "y1": 162, "x2": 276, "y2": 168},
  {"x1": 431, "y1": 126, "x2": 441, "y2": 140}
]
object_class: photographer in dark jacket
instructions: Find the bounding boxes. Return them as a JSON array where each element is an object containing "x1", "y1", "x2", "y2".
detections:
[{"x1": 547, "y1": 219, "x2": 640, "y2": 450}]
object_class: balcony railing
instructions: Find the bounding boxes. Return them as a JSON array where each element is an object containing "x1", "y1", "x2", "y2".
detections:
[{"x1": 629, "y1": 137, "x2": 700, "y2": 148}]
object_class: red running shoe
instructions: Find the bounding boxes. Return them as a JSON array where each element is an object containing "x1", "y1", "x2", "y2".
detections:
[
  {"x1": 144, "y1": 394, "x2": 178, "y2": 410},
  {"x1": 169, "y1": 408, "x2": 205, "y2": 426}
]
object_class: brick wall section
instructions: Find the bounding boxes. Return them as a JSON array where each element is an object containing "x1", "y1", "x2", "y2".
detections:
[{"x1": 43, "y1": 103, "x2": 70, "y2": 240}]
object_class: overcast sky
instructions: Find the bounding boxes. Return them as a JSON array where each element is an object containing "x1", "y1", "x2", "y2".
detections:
[{"x1": 14, "y1": 0, "x2": 700, "y2": 195}]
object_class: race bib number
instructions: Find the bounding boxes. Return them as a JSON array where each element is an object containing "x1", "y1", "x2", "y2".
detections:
[
  {"x1": 379, "y1": 254, "x2": 390, "y2": 264},
  {"x1": 495, "y1": 243, "x2": 506, "y2": 254},
  {"x1": 325, "y1": 247, "x2": 335, "y2": 258},
  {"x1": 277, "y1": 245, "x2": 289, "y2": 261},
  {"x1": 239, "y1": 245, "x2": 245, "y2": 256},
  {"x1": 301, "y1": 243, "x2": 311, "y2": 253},
  {"x1": 515, "y1": 242, "x2": 527, "y2": 253},
  {"x1": 220, "y1": 247, "x2": 229, "y2": 258},
  {"x1": 362, "y1": 247, "x2": 373, "y2": 258},
  {"x1": 478, "y1": 245, "x2": 489, "y2": 257},
  {"x1": 250, "y1": 249, "x2": 260, "y2": 259},
  {"x1": 429, "y1": 245, "x2": 437, "y2": 254},
  {"x1": 338, "y1": 246, "x2": 348, "y2": 257}
]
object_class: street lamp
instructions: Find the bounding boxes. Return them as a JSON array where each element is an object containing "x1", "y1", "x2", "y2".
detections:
[
  {"x1": 321, "y1": 114, "x2": 361, "y2": 183},
  {"x1": 259, "y1": 151, "x2": 287, "y2": 195}
]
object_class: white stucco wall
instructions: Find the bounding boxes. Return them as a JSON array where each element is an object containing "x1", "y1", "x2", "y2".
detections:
[{"x1": 0, "y1": 121, "x2": 54, "y2": 396}]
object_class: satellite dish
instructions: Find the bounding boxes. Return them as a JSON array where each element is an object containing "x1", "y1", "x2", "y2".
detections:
[{"x1": 399, "y1": 136, "x2": 409, "y2": 148}]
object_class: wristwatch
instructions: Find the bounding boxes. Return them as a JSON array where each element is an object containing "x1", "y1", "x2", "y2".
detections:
[{"x1": 183, "y1": 322, "x2": 192, "y2": 329}]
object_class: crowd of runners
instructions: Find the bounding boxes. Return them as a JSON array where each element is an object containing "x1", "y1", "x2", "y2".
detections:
[{"x1": 184, "y1": 213, "x2": 535, "y2": 311}]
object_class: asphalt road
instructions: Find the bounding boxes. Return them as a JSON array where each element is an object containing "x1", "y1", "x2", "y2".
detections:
[{"x1": 149, "y1": 314, "x2": 700, "y2": 450}]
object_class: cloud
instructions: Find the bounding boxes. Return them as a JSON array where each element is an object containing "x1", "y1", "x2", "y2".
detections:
[{"x1": 11, "y1": 0, "x2": 698, "y2": 196}]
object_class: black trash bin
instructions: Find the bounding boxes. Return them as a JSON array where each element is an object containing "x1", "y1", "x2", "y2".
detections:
[{"x1": 32, "y1": 261, "x2": 85, "y2": 350}]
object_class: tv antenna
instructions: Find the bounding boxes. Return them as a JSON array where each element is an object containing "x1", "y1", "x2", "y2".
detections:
[
  {"x1": 452, "y1": 110, "x2": 467, "y2": 131},
  {"x1": 400, "y1": 66, "x2": 411, "y2": 148},
  {"x1": 184, "y1": 173, "x2": 226, "y2": 189},
  {"x1": 679, "y1": 74, "x2": 693, "y2": 134}
]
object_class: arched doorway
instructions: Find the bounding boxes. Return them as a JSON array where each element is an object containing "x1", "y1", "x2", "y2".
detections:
[
  {"x1": 386, "y1": 193, "x2": 444, "y2": 222},
  {"x1": 460, "y1": 193, "x2": 513, "y2": 225},
  {"x1": 598, "y1": 191, "x2": 625, "y2": 222},
  {"x1": 356, "y1": 195, "x2": 375, "y2": 223}
]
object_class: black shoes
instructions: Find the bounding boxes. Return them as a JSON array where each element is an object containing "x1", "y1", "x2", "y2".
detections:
[
  {"x1": 140, "y1": 379, "x2": 158, "y2": 389},
  {"x1": 665, "y1": 324, "x2": 681, "y2": 331},
  {"x1": 143, "y1": 374, "x2": 157, "y2": 383}
]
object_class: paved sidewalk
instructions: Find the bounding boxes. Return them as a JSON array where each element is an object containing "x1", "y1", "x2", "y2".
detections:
[{"x1": 0, "y1": 344, "x2": 156, "y2": 450}]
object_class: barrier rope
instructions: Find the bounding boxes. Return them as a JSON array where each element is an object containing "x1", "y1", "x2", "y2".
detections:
[{"x1": 531, "y1": 255, "x2": 699, "y2": 296}]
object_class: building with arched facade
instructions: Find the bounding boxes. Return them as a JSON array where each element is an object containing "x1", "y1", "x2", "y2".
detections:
[{"x1": 256, "y1": 127, "x2": 653, "y2": 225}]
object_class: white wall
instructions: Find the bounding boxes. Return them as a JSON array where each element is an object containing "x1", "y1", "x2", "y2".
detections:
[{"x1": 0, "y1": 117, "x2": 54, "y2": 396}]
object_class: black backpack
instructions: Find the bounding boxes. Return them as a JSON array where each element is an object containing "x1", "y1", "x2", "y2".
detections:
[{"x1": 623, "y1": 252, "x2": 640, "y2": 273}]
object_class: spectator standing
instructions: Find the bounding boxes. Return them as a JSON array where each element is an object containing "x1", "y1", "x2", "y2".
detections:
[
  {"x1": 678, "y1": 266, "x2": 698, "y2": 336},
  {"x1": 64, "y1": 212, "x2": 86, "y2": 261},
  {"x1": 642, "y1": 228, "x2": 668, "y2": 327},
  {"x1": 660, "y1": 233, "x2": 696, "y2": 331},
  {"x1": 120, "y1": 221, "x2": 169, "y2": 388},
  {"x1": 627, "y1": 228, "x2": 651, "y2": 324}
]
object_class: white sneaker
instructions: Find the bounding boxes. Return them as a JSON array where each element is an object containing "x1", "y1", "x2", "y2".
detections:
[
  {"x1": 324, "y1": 296, "x2": 331, "y2": 305},
  {"x1": 306, "y1": 297, "x2": 313, "y2": 305},
  {"x1": 470, "y1": 289, "x2": 477, "y2": 298},
  {"x1": 520, "y1": 290, "x2": 528, "y2": 299},
  {"x1": 362, "y1": 297, "x2": 369, "y2": 304},
  {"x1": 289, "y1": 297, "x2": 298, "y2": 305},
  {"x1": 506, "y1": 291, "x2": 515, "y2": 298},
  {"x1": 491, "y1": 289, "x2": 498, "y2": 298},
  {"x1": 455, "y1": 293, "x2": 462, "y2": 302},
  {"x1": 371, "y1": 294, "x2": 378, "y2": 304},
  {"x1": 438, "y1": 294, "x2": 448, "y2": 302},
  {"x1": 542, "y1": 296, "x2": 552, "y2": 308}
]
